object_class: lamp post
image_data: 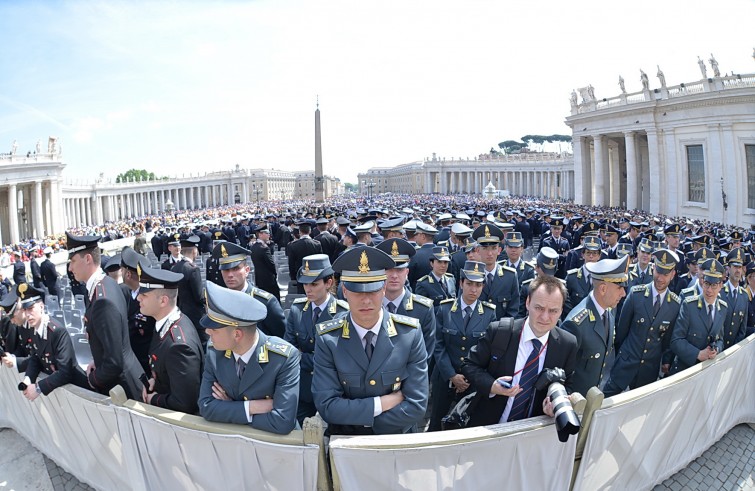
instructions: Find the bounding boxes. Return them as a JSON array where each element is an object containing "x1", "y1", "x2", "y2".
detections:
[
  {"x1": 721, "y1": 176, "x2": 728, "y2": 224},
  {"x1": 253, "y1": 184, "x2": 261, "y2": 205},
  {"x1": 366, "y1": 180, "x2": 376, "y2": 200}
]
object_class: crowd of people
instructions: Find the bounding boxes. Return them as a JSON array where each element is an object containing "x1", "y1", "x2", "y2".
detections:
[{"x1": 0, "y1": 192, "x2": 753, "y2": 436}]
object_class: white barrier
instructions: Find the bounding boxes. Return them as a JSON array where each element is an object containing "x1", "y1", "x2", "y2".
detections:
[
  {"x1": 329, "y1": 417, "x2": 576, "y2": 491},
  {"x1": 572, "y1": 334, "x2": 755, "y2": 490}
]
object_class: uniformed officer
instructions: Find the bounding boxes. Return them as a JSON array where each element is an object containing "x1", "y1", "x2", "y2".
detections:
[
  {"x1": 562, "y1": 255, "x2": 629, "y2": 397},
  {"x1": 119, "y1": 247, "x2": 156, "y2": 373},
  {"x1": 564, "y1": 236, "x2": 603, "y2": 318},
  {"x1": 312, "y1": 246, "x2": 428, "y2": 435},
  {"x1": 0, "y1": 291, "x2": 21, "y2": 356},
  {"x1": 284, "y1": 254, "x2": 349, "y2": 424},
  {"x1": 518, "y1": 247, "x2": 566, "y2": 318},
  {"x1": 408, "y1": 222, "x2": 439, "y2": 289},
  {"x1": 429, "y1": 260, "x2": 497, "y2": 431},
  {"x1": 415, "y1": 246, "x2": 457, "y2": 308},
  {"x1": 11, "y1": 284, "x2": 88, "y2": 400},
  {"x1": 603, "y1": 250, "x2": 682, "y2": 397},
  {"x1": 669, "y1": 259, "x2": 727, "y2": 375},
  {"x1": 745, "y1": 261, "x2": 755, "y2": 336},
  {"x1": 161, "y1": 233, "x2": 184, "y2": 270},
  {"x1": 471, "y1": 223, "x2": 519, "y2": 319},
  {"x1": 199, "y1": 282, "x2": 300, "y2": 434},
  {"x1": 137, "y1": 266, "x2": 203, "y2": 414},
  {"x1": 680, "y1": 248, "x2": 714, "y2": 299},
  {"x1": 720, "y1": 247, "x2": 748, "y2": 348},
  {"x1": 378, "y1": 216, "x2": 406, "y2": 241},
  {"x1": 628, "y1": 238, "x2": 655, "y2": 287},
  {"x1": 503, "y1": 231, "x2": 534, "y2": 289},
  {"x1": 67, "y1": 232, "x2": 146, "y2": 399},
  {"x1": 172, "y1": 235, "x2": 207, "y2": 346},
  {"x1": 602, "y1": 224, "x2": 621, "y2": 259},
  {"x1": 212, "y1": 241, "x2": 286, "y2": 338},
  {"x1": 540, "y1": 217, "x2": 571, "y2": 278},
  {"x1": 205, "y1": 232, "x2": 227, "y2": 287}
]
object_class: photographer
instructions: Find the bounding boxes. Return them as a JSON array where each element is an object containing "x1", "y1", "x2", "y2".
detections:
[{"x1": 461, "y1": 275, "x2": 578, "y2": 427}]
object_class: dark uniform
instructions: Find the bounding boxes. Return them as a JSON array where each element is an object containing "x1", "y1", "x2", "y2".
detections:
[
  {"x1": 540, "y1": 229, "x2": 570, "y2": 278},
  {"x1": 415, "y1": 272, "x2": 457, "y2": 308},
  {"x1": 389, "y1": 288, "x2": 437, "y2": 364},
  {"x1": 161, "y1": 233, "x2": 183, "y2": 270},
  {"x1": 479, "y1": 263, "x2": 519, "y2": 320},
  {"x1": 24, "y1": 315, "x2": 88, "y2": 395},
  {"x1": 408, "y1": 243, "x2": 436, "y2": 290},
  {"x1": 243, "y1": 283, "x2": 286, "y2": 339},
  {"x1": 13, "y1": 257, "x2": 26, "y2": 285},
  {"x1": 719, "y1": 281, "x2": 748, "y2": 349},
  {"x1": 40, "y1": 256, "x2": 59, "y2": 297},
  {"x1": 287, "y1": 231, "x2": 322, "y2": 294},
  {"x1": 171, "y1": 240, "x2": 207, "y2": 346},
  {"x1": 250, "y1": 236, "x2": 280, "y2": 301},
  {"x1": 669, "y1": 295, "x2": 726, "y2": 374},
  {"x1": 429, "y1": 296, "x2": 497, "y2": 431},
  {"x1": 565, "y1": 266, "x2": 592, "y2": 319},
  {"x1": 30, "y1": 258, "x2": 43, "y2": 288}
]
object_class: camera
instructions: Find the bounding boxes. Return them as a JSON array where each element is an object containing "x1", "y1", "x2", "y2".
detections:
[
  {"x1": 18, "y1": 382, "x2": 27, "y2": 391},
  {"x1": 534, "y1": 368, "x2": 580, "y2": 442}
]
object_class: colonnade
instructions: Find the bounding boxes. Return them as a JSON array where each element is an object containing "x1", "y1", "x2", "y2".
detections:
[
  {"x1": 426, "y1": 169, "x2": 574, "y2": 199},
  {"x1": 0, "y1": 179, "x2": 63, "y2": 245}
]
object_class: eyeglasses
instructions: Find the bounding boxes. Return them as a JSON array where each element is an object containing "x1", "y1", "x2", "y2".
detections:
[{"x1": 702, "y1": 281, "x2": 721, "y2": 289}]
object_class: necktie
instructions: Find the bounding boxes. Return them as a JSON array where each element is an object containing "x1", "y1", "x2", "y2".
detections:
[
  {"x1": 464, "y1": 306, "x2": 472, "y2": 329},
  {"x1": 312, "y1": 306, "x2": 321, "y2": 325},
  {"x1": 508, "y1": 339, "x2": 543, "y2": 422},
  {"x1": 602, "y1": 311, "x2": 610, "y2": 340},
  {"x1": 486, "y1": 273, "x2": 493, "y2": 290},
  {"x1": 653, "y1": 294, "x2": 661, "y2": 318},
  {"x1": 364, "y1": 331, "x2": 375, "y2": 361},
  {"x1": 387, "y1": 302, "x2": 397, "y2": 314},
  {"x1": 708, "y1": 304, "x2": 714, "y2": 327},
  {"x1": 236, "y1": 358, "x2": 246, "y2": 379},
  {"x1": 439, "y1": 277, "x2": 449, "y2": 297}
]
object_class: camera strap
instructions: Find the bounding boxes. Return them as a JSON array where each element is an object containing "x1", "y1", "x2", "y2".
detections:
[{"x1": 512, "y1": 327, "x2": 549, "y2": 377}]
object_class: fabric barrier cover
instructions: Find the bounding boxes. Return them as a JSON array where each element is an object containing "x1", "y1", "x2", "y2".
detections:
[
  {"x1": 573, "y1": 335, "x2": 755, "y2": 491},
  {"x1": 330, "y1": 421, "x2": 576, "y2": 491},
  {"x1": 115, "y1": 407, "x2": 319, "y2": 491},
  {"x1": 0, "y1": 367, "x2": 128, "y2": 490}
]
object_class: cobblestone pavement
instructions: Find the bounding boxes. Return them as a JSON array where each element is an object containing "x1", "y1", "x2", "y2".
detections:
[
  {"x1": 653, "y1": 424, "x2": 755, "y2": 491},
  {"x1": 42, "y1": 455, "x2": 94, "y2": 491}
]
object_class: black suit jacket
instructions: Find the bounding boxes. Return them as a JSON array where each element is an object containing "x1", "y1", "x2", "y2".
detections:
[
  {"x1": 40, "y1": 259, "x2": 59, "y2": 296},
  {"x1": 251, "y1": 241, "x2": 280, "y2": 299},
  {"x1": 314, "y1": 231, "x2": 341, "y2": 263},
  {"x1": 171, "y1": 259, "x2": 206, "y2": 340},
  {"x1": 461, "y1": 319, "x2": 578, "y2": 427},
  {"x1": 287, "y1": 236, "x2": 322, "y2": 281},
  {"x1": 13, "y1": 261, "x2": 25, "y2": 285}
]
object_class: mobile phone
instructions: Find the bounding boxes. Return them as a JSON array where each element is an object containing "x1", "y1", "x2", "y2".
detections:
[{"x1": 497, "y1": 379, "x2": 512, "y2": 389}]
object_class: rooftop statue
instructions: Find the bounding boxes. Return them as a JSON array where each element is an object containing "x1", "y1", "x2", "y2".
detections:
[
  {"x1": 640, "y1": 69, "x2": 649, "y2": 90},
  {"x1": 619, "y1": 75, "x2": 626, "y2": 94},
  {"x1": 657, "y1": 65, "x2": 666, "y2": 88},
  {"x1": 698, "y1": 56, "x2": 707, "y2": 78},
  {"x1": 709, "y1": 54, "x2": 720, "y2": 77}
]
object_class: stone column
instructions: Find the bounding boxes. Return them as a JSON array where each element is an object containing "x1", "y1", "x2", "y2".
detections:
[
  {"x1": 32, "y1": 181, "x2": 44, "y2": 238},
  {"x1": 593, "y1": 135, "x2": 606, "y2": 206},
  {"x1": 7, "y1": 184, "x2": 19, "y2": 244},
  {"x1": 625, "y1": 132, "x2": 638, "y2": 210},
  {"x1": 646, "y1": 130, "x2": 661, "y2": 214}
]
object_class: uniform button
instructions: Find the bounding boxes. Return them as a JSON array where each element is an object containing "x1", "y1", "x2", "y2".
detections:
[
  {"x1": 460, "y1": 357, "x2": 464, "y2": 361},
  {"x1": 640, "y1": 318, "x2": 644, "y2": 322},
  {"x1": 461, "y1": 336, "x2": 467, "y2": 341},
  {"x1": 643, "y1": 350, "x2": 647, "y2": 353},
  {"x1": 461, "y1": 347, "x2": 466, "y2": 351},
  {"x1": 650, "y1": 328, "x2": 654, "y2": 331},
  {"x1": 369, "y1": 380, "x2": 376, "y2": 386},
  {"x1": 265, "y1": 395, "x2": 271, "y2": 399},
  {"x1": 640, "y1": 360, "x2": 645, "y2": 364},
  {"x1": 310, "y1": 339, "x2": 314, "y2": 344},
  {"x1": 342, "y1": 381, "x2": 347, "y2": 385},
  {"x1": 310, "y1": 371, "x2": 314, "y2": 375},
  {"x1": 244, "y1": 396, "x2": 249, "y2": 401},
  {"x1": 647, "y1": 338, "x2": 651, "y2": 342},
  {"x1": 395, "y1": 377, "x2": 400, "y2": 382}
]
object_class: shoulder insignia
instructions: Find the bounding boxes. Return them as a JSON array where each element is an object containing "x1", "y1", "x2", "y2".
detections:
[
  {"x1": 482, "y1": 301, "x2": 497, "y2": 310},
  {"x1": 317, "y1": 317, "x2": 346, "y2": 335},
  {"x1": 412, "y1": 294, "x2": 433, "y2": 308},
  {"x1": 440, "y1": 298, "x2": 455, "y2": 305},
  {"x1": 417, "y1": 274, "x2": 432, "y2": 284},
  {"x1": 718, "y1": 299, "x2": 728, "y2": 309},
  {"x1": 567, "y1": 268, "x2": 579, "y2": 275},
  {"x1": 572, "y1": 308, "x2": 590, "y2": 325},
  {"x1": 630, "y1": 284, "x2": 647, "y2": 293},
  {"x1": 443, "y1": 272, "x2": 454, "y2": 278},
  {"x1": 265, "y1": 340, "x2": 292, "y2": 358},
  {"x1": 292, "y1": 297, "x2": 307, "y2": 304},
  {"x1": 684, "y1": 295, "x2": 699, "y2": 303},
  {"x1": 252, "y1": 288, "x2": 273, "y2": 300},
  {"x1": 681, "y1": 287, "x2": 695, "y2": 295},
  {"x1": 437, "y1": 240, "x2": 448, "y2": 246},
  {"x1": 336, "y1": 299, "x2": 350, "y2": 310},
  {"x1": 501, "y1": 264, "x2": 516, "y2": 274},
  {"x1": 522, "y1": 278, "x2": 534, "y2": 286},
  {"x1": 668, "y1": 292, "x2": 681, "y2": 304},
  {"x1": 389, "y1": 313, "x2": 419, "y2": 328},
  {"x1": 224, "y1": 349, "x2": 233, "y2": 359}
]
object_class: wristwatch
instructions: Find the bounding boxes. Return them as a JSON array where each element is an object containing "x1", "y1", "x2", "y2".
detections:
[{"x1": 35, "y1": 385, "x2": 42, "y2": 395}]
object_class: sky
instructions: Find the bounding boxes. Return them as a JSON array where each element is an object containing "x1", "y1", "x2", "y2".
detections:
[{"x1": 1, "y1": 0, "x2": 753, "y2": 185}]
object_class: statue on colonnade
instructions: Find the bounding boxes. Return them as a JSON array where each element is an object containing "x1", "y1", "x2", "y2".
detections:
[
  {"x1": 656, "y1": 65, "x2": 666, "y2": 88},
  {"x1": 697, "y1": 57, "x2": 707, "y2": 78},
  {"x1": 618, "y1": 76, "x2": 626, "y2": 94},
  {"x1": 640, "y1": 69, "x2": 649, "y2": 90},
  {"x1": 709, "y1": 54, "x2": 720, "y2": 77}
]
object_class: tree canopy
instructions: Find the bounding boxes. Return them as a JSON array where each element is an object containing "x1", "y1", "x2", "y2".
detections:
[
  {"x1": 116, "y1": 169, "x2": 159, "y2": 183},
  {"x1": 497, "y1": 134, "x2": 572, "y2": 153}
]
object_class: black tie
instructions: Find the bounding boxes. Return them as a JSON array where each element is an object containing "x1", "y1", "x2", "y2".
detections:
[
  {"x1": 486, "y1": 273, "x2": 493, "y2": 290},
  {"x1": 387, "y1": 302, "x2": 397, "y2": 314},
  {"x1": 708, "y1": 304, "x2": 714, "y2": 327},
  {"x1": 653, "y1": 294, "x2": 661, "y2": 318},
  {"x1": 439, "y1": 277, "x2": 449, "y2": 297},
  {"x1": 236, "y1": 358, "x2": 246, "y2": 379},
  {"x1": 312, "y1": 306, "x2": 321, "y2": 325},
  {"x1": 464, "y1": 306, "x2": 472, "y2": 329},
  {"x1": 602, "y1": 311, "x2": 610, "y2": 340},
  {"x1": 364, "y1": 331, "x2": 375, "y2": 361},
  {"x1": 508, "y1": 339, "x2": 542, "y2": 422}
]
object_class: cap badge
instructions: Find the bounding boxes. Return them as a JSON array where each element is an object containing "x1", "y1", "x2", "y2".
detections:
[
  {"x1": 174, "y1": 234, "x2": 180, "y2": 240},
  {"x1": 18, "y1": 283, "x2": 27, "y2": 299},
  {"x1": 391, "y1": 241, "x2": 399, "y2": 257},
  {"x1": 484, "y1": 226, "x2": 491, "y2": 238},
  {"x1": 473, "y1": 263, "x2": 480, "y2": 273},
  {"x1": 221, "y1": 244, "x2": 228, "y2": 258},
  {"x1": 702, "y1": 249, "x2": 707, "y2": 259},
  {"x1": 358, "y1": 250, "x2": 370, "y2": 274},
  {"x1": 304, "y1": 261, "x2": 310, "y2": 273},
  {"x1": 546, "y1": 259, "x2": 556, "y2": 268},
  {"x1": 710, "y1": 261, "x2": 717, "y2": 273},
  {"x1": 136, "y1": 263, "x2": 142, "y2": 279},
  {"x1": 662, "y1": 253, "x2": 667, "y2": 264}
]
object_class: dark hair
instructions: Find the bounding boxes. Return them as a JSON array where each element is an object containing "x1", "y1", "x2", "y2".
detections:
[
  {"x1": 528, "y1": 275, "x2": 567, "y2": 306},
  {"x1": 299, "y1": 224, "x2": 311, "y2": 234},
  {"x1": 75, "y1": 247, "x2": 101, "y2": 265}
]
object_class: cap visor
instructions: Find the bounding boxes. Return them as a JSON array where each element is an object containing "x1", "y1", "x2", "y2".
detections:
[{"x1": 342, "y1": 280, "x2": 385, "y2": 293}]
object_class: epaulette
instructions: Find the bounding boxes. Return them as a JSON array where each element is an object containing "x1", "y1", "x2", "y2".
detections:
[
  {"x1": 684, "y1": 295, "x2": 699, "y2": 303},
  {"x1": 681, "y1": 286, "x2": 696, "y2": 296},
  {"x1": 292, "y1": 297, "x2": 307, "y2": 304},
  {"x1": 443, "y1": 273, "x2": 454, "y2": 278},
  {"x1": 440, "y1": 298, "x2": 455, "y2": 304},
  {"x1": 482, "y1": 301, "x2": 497, "y2": 310},
  {"x1": 567, "y1": 268, "x2": 580, "y2": 275},
  {"x1": 412, "y1": 294, "x2": 433, "y2": 308},
  {"x1": 336, "y1": 299, "x2": 350, "y2": 310},
  {"x1": 521, "y1": 278, "x2": 534, "y2": 286},
  {"x1": 417, "y1": 274, "x2": 432, "y2": 284},
  {"x1": 571, "y1": 308, "x2": 591, "y2": 325},
  {"x1": 265, "y1": 340, "x2": 292, "y2": 357},
  {"x1": 501, "y1": 264, "x2": 516, "y2": 274},
  {"x1": 436, "y1": 240, "x2": 449, "y2": 246},
  {"x1": 317, "y1": 317, "x2": 346, "y2": 335},
  {"x1": 252, "y1": 288, "x2": 273, "y2": 301},
  {"x1": 718, "y1": 299, "x2": 728, "y2": 308},
  {"x1": 630, "y1": 284, "x2": 647, "y2": 293},
  {"x1": 668, "y1": 292, "x2": 681, "y2": 304},
  {"x1": 389, "y1": 313, "x2": 419, "y2": 328}
]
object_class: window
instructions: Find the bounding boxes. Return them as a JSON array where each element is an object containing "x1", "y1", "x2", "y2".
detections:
[
  {"x1": 686, "y1": 145, "x2": 705, "y2": 203},
  {"x1": 747, "y1": 145, "x2": 755, "y2": 209}
]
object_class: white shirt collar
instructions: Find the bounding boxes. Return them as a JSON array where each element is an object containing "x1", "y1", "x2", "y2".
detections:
[
  {"x1": 589, "y1": 291, "x2": 606, "y2": 318},
  {"x1": 233, "y1": 333, "x2": 260, "y2": 365},
  {"x1": 521, "y1": 317, "x2": 550, "y2": 347},
  {"x1": 33, "y1": 314, "x2": 50, "y2": 340},
  {"x1": 384, "y1": 289, "x2": 405, "y2": 310},
  {"x1": 86, "y1": 270, "x2": 107, "y2": 298},
  {"x1": 155, "y1": 306, "x2": 181, "y2": 338},
  {"x1": 351, "y1": 311, "x2": 383, "y2": 344},
  {"x1": 312, "y1": 294, "x2": 331, "y2": 313},
  {"x1": 650, "y1": 282, "x2": 666, "y2": 301},
  {"x1": 460, "y1": 298, "x2": 477, "y2": 313}
]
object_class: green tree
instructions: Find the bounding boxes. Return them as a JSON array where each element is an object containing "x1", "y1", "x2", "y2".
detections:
[
  {"x1": 344, "y1": 182, "x2": 357, "y2": 192},
  {"x1": 116, "y1": 169, "x2": 158, "y2": 183}
]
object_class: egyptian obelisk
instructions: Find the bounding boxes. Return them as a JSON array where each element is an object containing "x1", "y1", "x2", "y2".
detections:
[{"x1": 314, "y1": 97, "x2": 324, "y2": 203}]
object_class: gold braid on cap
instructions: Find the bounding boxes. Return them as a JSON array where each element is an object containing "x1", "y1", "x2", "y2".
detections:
[
  {"x1": 710, "y1": 261, "x2": 717, "y2": 273},
  {"x1": 137, "y1": 263, "x2": 142, "y2": 279},
  {"x1": 473, "y1": 263, "x2": 480, "y2": 273},
  {"x1": 358, "y1": 250, "x2": 370, "y2": 274}
]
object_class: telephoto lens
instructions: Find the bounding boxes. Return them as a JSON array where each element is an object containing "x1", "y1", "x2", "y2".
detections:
[
  {"x1": 534, "y1": 368, "x2": 581, "y2": 442},
  {"x1": 17, "y1": 382, "x2": 27, "y2": 391}
]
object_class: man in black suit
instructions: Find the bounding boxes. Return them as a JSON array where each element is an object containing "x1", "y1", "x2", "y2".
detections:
[
  {"x1": 461, "y1": 275, "x2": 578, "y2": 426},
  {"x1": 29, "y1": 248, "x2": 43, "y2": 289},
  {"x1": 12, "y1": 251, "x2": 26, "y2": 285},
  {"x1": 171, "y1": 236, "x2": 207, "y2": 346},
  {"x1": 287, "y1": 221, "x2": 322, "y2": 294},
  {"x1": 40, "y1": 247, "x2": 59, "y2": 297},
  {"x1": 746, "y1": 262, "x2": 755, "y2": 337},
  {"x1": 66, "y1": 232, "x2": 146, "y2": 400},
  {"x1": 250, "y1": 224, "x2": 280, "y2": 301},
  {"x1": 314, "y1": 218, "x2": 341, "y2": 263},
  {"x1": 120, "y1": 248, "x2": 156, "y2": 373},
  {"x1": 161, "y1": 233, "x2": 183, "y2": 270},
  {"x1": 151, "y1": 230, "x2": 165, "y2": 258}
]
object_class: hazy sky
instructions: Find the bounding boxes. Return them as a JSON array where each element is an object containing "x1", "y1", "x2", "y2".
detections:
[{"x1": 1, "y1": 0, "x2": 753, "y2": 184}]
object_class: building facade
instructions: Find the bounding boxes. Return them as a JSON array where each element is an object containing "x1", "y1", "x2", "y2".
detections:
[
  {"x1": 358, "y1": 153, "x2": 575, "y2": 199},
  {"x1": 565, "y1": 69, "x2": 755, "y2": 225}
]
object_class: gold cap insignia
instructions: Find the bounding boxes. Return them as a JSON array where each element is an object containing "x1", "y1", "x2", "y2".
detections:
[
  {"x1": 391, "y1": 241, "x2": 399, "y2": 257},
  {"x1": 662, "y1": 253, "x2": 667, "y2": 264},
  {"x1": 358, "y1": 250, "x2": 370, "y2": 274},
  {"x1": 702, "y1": 249, "x2": 707, "y2": 259},
  {"x1": 546, "y1": 259, "x2": 556, "y2": 268},
  {"x1": 18, "y1": 283, "x2": 27, "y2": 299},
  {"x1": 137, "y1": 263, "x2": 142, "y2": 279},
  {"x1": 221, "y1": 244, "x2": 228, "y2": 258},
  {"x1": 710, "y1": 261, "x2": 717, "y2": 273},
  {"x1": 473, "y1": 263, "x2": 480, "y2": 273},
  {"x1": 484, "y1": 226, "x2": 491, "y2": 238},
  {"x1": 304, "y1": 261, "x2": 310, "y2": 273},
  {"x1": 174, "y1": 234, "x2": 180, "y2": 240}
]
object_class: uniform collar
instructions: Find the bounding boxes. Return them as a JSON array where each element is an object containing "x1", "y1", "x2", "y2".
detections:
[
  {"x1": 155, "y1": 306, "x2": 181, "y2": 338},
  {"x1": 351, "y1": 311, "x2": 383, "y2": 342},
  {"x1": 86, "y1": 270, "x2": 107, "y2": 298},
  {"x1": 588, "y1": 291, "x2": 606, "y2": 318},
  {"x1": 383, "y1": 290, "x2": 406, "y2": 310},
  {"x1": 234, "y1": 332, "x2": 259, "y2": 365}
]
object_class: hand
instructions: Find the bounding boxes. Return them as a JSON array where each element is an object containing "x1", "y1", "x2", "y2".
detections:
[
  {"x1": 2, "y1": 354, "x2": 13, "y2": 368},
  {"x1": 211, "y1": 382, "x2": 231, "y2": 401},
  {"x1": 23, "y1": 384, "x2": 40, "y2": 401},
  {"x1": 697, "y1": 347, "x2": 714, "y2": 362},
  {"x1": 379, "y1": 390, "x2": 404, "y2": 412},
  {"x1": 660, "y1": 364, "x2": 670, "y2": 375},
  {"x1": 450, "y1": 374, "x2": 469, "y2": 393},
  {"x1": 86, "y1": 362, "x2": 96, "y2": 375},
  {"x1": 143, "y1": 390, "x2": 156, "y2": 404},
  {"x1": 542, "y1": 396, "x2": 555, "y2": 418},
  {"x1": 707, "y1": 348, "x2": 718, "y2": 360},
  {"x1": 490, "y1": 376, "x2": 522, "y2": 397},
  {"x1": 248, "y1": 399, "x2": 274, "y2": 415}
]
